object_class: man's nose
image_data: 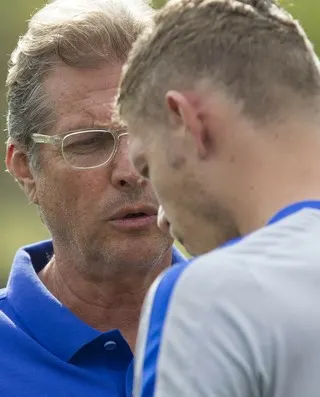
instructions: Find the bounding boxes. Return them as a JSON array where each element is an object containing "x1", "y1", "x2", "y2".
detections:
[{"x1": 110, "y1": 138, "x2": 146, "y2": 190}]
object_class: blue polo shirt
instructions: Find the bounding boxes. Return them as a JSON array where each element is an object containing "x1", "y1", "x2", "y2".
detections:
[
  {"x1": 135, "y1": 200, "x2": 320, "y2": 397},
  {"x1": 0, "y1": 240, "x2": 186, "y2": 397}
]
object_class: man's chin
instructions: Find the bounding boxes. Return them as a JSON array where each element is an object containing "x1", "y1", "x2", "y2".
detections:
[{"x1": 106, "y1": 234, "x2": 172, "y2": 264}]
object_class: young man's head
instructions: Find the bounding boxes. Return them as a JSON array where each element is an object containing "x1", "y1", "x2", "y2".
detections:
[{"x1": 117, "y1": 0, "x2": 320, "y2": 255}]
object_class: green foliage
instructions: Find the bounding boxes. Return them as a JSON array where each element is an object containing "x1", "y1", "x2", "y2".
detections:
[{"x1": 0, "y1": 0, "x2": 318, "y2": 285}]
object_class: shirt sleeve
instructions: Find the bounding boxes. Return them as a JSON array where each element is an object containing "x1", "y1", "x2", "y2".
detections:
[{"x1": 134, "y1": 253, "x2": 269, "y2": 397}]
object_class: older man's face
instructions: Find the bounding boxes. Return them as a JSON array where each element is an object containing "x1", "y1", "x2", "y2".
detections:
[{"x1": 32, "y1": 63, "x2": 172, "y2": 273}]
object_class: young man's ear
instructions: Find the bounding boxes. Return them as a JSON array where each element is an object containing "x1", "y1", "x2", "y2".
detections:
[
  {"x1": 165, "y1": 90, "x2": 210, "y2": 159},
  {"x1": 5, "y1": 140, "x2": 39, "y2": 204}
]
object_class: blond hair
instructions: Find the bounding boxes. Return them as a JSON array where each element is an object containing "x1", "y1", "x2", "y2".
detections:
[
  {"x1": 6, "y1": 0, "x2": 152, "y2": 165},
  {"x1": 117, "y1": 0, "x2": 320, "y2": 126}
]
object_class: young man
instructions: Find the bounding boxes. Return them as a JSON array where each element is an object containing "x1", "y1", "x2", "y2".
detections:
[{"x1": 117, "y1": 0, "x2": 320, "y2": 395}]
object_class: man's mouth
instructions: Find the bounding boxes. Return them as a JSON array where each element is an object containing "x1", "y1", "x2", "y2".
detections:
[
  {"x1": 108, "y1": 206, "x2": 158, "y2": 230},
  {"x1": 123, "y1": 212, "x2": 147, "y2": 219}
]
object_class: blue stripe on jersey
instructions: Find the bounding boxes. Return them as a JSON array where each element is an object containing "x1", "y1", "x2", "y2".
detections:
[
  {"x1": 268, "y1": 201, "x2": 320, "y2": 224},
  {"x1": 139, "y1": 261, "x2": 191, "y2": 397}
]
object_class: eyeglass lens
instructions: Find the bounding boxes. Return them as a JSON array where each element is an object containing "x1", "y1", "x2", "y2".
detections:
[{"x1": 62, "y1": 130, "x2": 116, "y2": 168}]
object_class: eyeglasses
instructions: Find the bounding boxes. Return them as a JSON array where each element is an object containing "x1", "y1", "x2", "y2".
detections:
[{"x1": 32, "y1": 129, "x2": 128, "y2": 170}]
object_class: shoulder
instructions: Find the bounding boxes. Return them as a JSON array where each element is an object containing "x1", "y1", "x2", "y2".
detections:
[
  {"x1": 173, "y1": 207, "x2": 320, "y2": 296},
  {"x1": 151, "y1": 209, "x2": 318, "y2": 328},
  {"x1": 141, "y1": 207, "x2": 320, "y2": 330}
]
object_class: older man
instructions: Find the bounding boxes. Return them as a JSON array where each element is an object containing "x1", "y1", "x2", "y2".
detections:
[
  {"x1": 1, "y1": 0, "x2": 186, "y2": 396},
  {"x1": 118, "y1": 0, "x2": 320, "y2": 396}
]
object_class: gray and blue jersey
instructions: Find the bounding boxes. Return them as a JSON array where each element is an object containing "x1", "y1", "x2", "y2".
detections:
[{"x1": 135, "y1": 201, "x2": 320, "y2": 397}]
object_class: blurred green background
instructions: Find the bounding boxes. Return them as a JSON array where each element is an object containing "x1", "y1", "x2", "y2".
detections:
[{"x1": 0, "y1": 0, "x2": 319, "y2": 287}]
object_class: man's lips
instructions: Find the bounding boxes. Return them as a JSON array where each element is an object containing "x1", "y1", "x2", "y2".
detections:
[
  {"x1": 108, "y1": 205, "x2": 158, "y2": 230},
  {"x1": 109, "y1": 205, "x2": 158, "y2": 220}
]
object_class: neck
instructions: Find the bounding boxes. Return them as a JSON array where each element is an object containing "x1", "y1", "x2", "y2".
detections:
[
  {"x1": 233, "y1": 132, "x2": 320, "y2": 235},
  {"x1": 38, "y1": 247, "x2": 172, "y2": 350}
]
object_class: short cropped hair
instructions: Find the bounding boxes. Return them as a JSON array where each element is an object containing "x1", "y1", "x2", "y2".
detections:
[
  {"x1": 6, "y1": 0, "x2": 152, "y2": 164},
  {"x1": 117, "y1": 0, "x2": 320, "y2": 126}
]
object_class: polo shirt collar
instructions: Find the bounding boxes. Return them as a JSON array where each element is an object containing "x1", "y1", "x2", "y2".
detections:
[
  {"x1": 6, "y1": 240, "x2": 184, "y2": 362},
  {"x1": 7, "y1": 240, "x2": 101, "y2": 362}
]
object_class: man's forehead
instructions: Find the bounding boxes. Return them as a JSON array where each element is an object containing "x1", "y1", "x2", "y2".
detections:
[
  {"x1": 55, "y1": 115, "x2": 124, "y2": 134},
  {"x1": 45, "y1": 63, "x2": 122, "y2": 94},
  {"x1": 43, "y1": 64, "x2": 123, "y2": 134},
  {"x1": 43, "y1": 64, "x2": 122, "y2": 119}
]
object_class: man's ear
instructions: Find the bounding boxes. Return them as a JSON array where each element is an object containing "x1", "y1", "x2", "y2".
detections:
[
  {"x1": 165, "y1": 90, "x2": 210, "y2": 159},
  {"x1": 5, "y1": 140, "x2": 39, "y2": 204}
]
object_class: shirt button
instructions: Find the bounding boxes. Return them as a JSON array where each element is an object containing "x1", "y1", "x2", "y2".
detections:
[{"x1": 104, "y1": 340, "x2": 117, "y2": 351}]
